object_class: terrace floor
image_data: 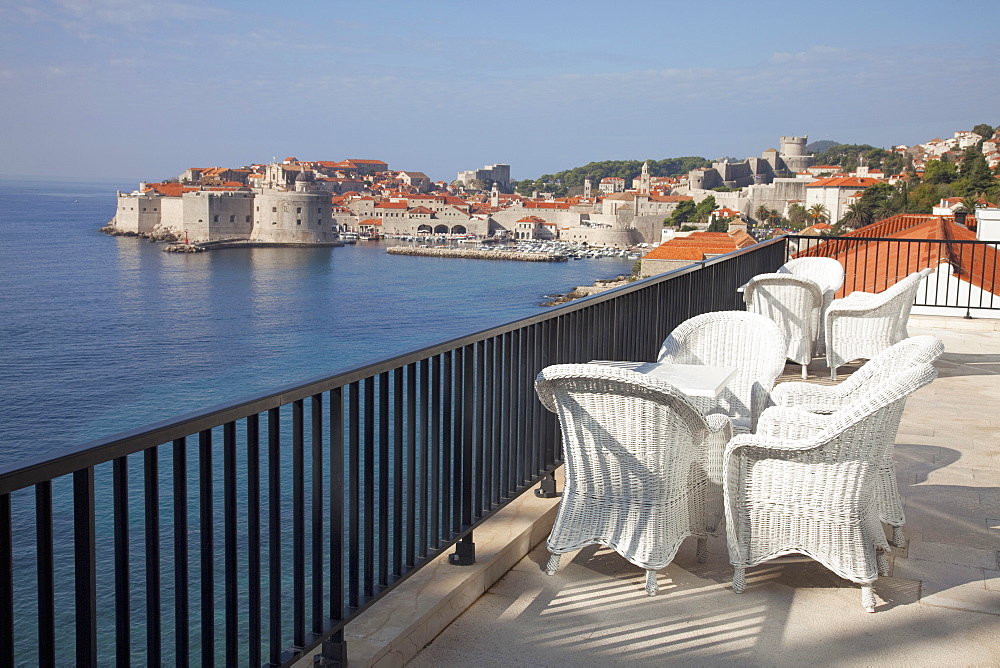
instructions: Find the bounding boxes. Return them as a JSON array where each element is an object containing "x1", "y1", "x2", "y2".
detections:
[{"x1": 402, "y1": 316, "x2": 1000, "y2": 666}]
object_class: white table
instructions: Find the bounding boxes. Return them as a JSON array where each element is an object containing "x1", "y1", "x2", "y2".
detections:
[{"x1": 588, "y1": 361, "x2": 738, "y2": 398}]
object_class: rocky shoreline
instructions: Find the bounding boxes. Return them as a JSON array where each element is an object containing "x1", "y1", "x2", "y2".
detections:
[
  {"x1": 542, "y1": 275, "x2": 636, "y2": 306},
  {"x1": 100, "y1": 222, "x2": 179, "y2": 242},
  {"x1": 386, "y1": 246, "x2": 567, "y2": 262}
]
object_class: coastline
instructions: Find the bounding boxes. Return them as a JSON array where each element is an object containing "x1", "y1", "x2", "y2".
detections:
[{"x1": 387, "y1": 246, "x2": 567, "y2": 262}]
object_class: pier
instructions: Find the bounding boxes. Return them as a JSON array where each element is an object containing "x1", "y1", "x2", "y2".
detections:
[{"x1": 387, "y1": 246, "x2": 567, "y2": 261}]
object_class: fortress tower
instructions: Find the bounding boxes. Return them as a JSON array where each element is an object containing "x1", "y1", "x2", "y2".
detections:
[{"x1": 779, "y1": 136, "x2": 808, "y2": 157}]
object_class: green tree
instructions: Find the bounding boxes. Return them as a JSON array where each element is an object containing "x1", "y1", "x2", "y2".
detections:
[
  {"x1": 667, "y1": 200, "x2": 696, "y2": 227},
  {"x1": 707, "y1": 216, "x2": 730, "y2": 233},
  {"x1": 972, "y1": 123, "x2": 995, "y2": 139},
  {"x1": 786, "y1": 204, "x2": 808, "y2": 228},
  {"x1": 958, "y1": 147, "x2": 995, "y2": 197},
  {"x1": 807, "y1": 203, "x2": 829, "y2": 226},
  {"x1": 693, "y1": 196, "x2": 717, "y2": 224},
  {"x1": 841, "y1": 201, "x2": 873, "y2": 230},
  {"x1": 754, "y1": 204, "x2": 769, "y2": 222},
  {"x1": 923, "y1": 159, "x2": 957, "y2": 184}
]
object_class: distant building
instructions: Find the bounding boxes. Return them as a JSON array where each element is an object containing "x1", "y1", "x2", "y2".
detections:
[
  {"x1": 599, "y1": 177, "x2": 625, "y2": 194},
  {"x1": 456, "y1": 163, "x2": 511, "y2": 190},
  {"x1": 639, "y1": 230, "x2": 757, "y2": 276}
]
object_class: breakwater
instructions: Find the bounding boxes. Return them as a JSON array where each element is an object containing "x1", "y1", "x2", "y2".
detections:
[{"x1": 387, "y1": 246, "x2": 567, "y2": 262}]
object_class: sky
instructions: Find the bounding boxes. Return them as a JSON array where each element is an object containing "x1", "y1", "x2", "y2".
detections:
[{"x1": 2, "y1": 0, "x2": 998, "y2": 183}]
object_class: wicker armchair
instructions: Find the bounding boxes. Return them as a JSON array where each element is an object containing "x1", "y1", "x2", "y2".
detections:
[
  {"x1": 535, "y1": 364, "x2": 733, "y2": 595},
  {"x1": 770, "y1": 335, "x2": 944, "y2": 546},
  {"x1": 723, "y1": 363, "x2": 938, "y2": 612},
  {"x1": 778, "y1": 257, "x2": 845, "y2": 354},
  {"x1": 825, "y1": 268, "x2": 933, "y2": 379},
  {"x1": 656, "y1": 311, "x2": 787, "y2": 434},
  {"x1": 743, "y1": 273, "x2": 824, "y2": 379}
]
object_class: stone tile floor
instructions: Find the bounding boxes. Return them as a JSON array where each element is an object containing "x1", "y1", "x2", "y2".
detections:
[{"x1": 409, "y1": 318, "x2": 1000, "y2": 666}]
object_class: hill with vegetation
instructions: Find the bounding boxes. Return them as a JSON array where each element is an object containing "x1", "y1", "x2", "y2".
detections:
[{"x1": 514, "y1": 157, "x2": 710, "y2": 196}]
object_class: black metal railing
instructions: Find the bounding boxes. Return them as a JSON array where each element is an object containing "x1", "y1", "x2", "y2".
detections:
[
  {"x1": 0, "y1": 239, "x2": 785, "y2": 666},
  {"x1": 788, "y1": 234, "x2": 999, "y2": 315}
]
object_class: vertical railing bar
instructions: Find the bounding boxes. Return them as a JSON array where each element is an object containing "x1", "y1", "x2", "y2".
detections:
[
  {"x1": 418, "y1": 359, "x2": 430, "y2": 558},
  {"x1": 73, "y1": 468, "x2": 97, "y2": 667},
  {"x1": 172, "y1": 437, "x2": 190, "y2": 668},
  {"x1": 467, "y1": 343, "x2": 479, "y2": 523},
  {"x1": 504, "y1": 331, "x2": 516, "y2": 498},
  {"x1": 311, "y1": 393, "x2": 324, "y2": 635},
  {"x1": 442, "y1": 351, "x2": 454, "y2": 540},
  {"x1": 329, "y1": 387, "x2": 344, "y2": 622},
  {"x1": 482, "y1": 338, "x2": 494, "y2": 512},
  {"x1": 348, "y1": 382, "x2": 360, "y2": 609},
  {"x1": 247, "y1": 416, "x2": 261, "y2": 668},
  {"x1": 430, "y1": 357, "x2": 441, "y2": 548},
  {"x1": 392, "y1": 367, "x2": 404, "y2": 578},
  {"x1": 111, "y1": 459, "x2": 129, "y2": 668},
  {"x1": 0, "y1": 493, "x2": 12, "y2": 668},
  {"x1": 377, "y1": 372, "x2": 390, "y2": 588},
  {"x1": 405, "y1": 364, "x2": 417, "y2": 569},
  {"x1": 451, "y1": 347, "x2": 464, "y2": 535},
  {"x1": 198, "y1": 429, "x2": 214, "y2": 668},
  {"x1": 223, "y1": 421, "x2": 238, "y2": 663},
  {"x1": 35, "y1": 480, "x2": 55, "y2": 667},
  {"x1": 460, "y1": 344, "x2": 481, "y2": 531},
  {"x1": 144, "y1": 447, "x2": 162, "y2": 666},
  {"x1": 363, "y1": 379, "x2": 375, "y2": 599},
  {"x1": 292, "y1": 399, "x2": 306, "y2": 651},
  {"x1": 268, "y1": 407, "x2": 281, "y2": 666}
]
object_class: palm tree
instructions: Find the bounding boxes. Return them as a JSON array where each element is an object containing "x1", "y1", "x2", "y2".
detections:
[
  {"x1": 959, "y1": 194, "x2": 983, "y2": 214},
  {"x1": 874, "y1": 200, "x2": 896, "y2": 221},
  {"x1": 807, "y1": 203, "x2": 829, "y2": 226},
  {"x1": 841, "y1": 201, "x2": 873, "y2": 230},
  {"x1": 754, "y1": 204, "x2": 769, "y2": 223}
]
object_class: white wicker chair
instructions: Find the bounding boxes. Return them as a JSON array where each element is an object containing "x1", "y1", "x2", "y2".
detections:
[
  {"x1": 656, "y1": 311, "x2": 788, "y2": 434},
  {"x1": 535, "y1": 364, "x2": 733, "y2": 595},
  {"x1": 825, "y1": 268, "x2": 934, "y2": 379},
  {"x1": 743, "y1": 273, "x2": 824, "y2": 379},
  {"x1": 723, "y1": 363, "x2": 938, "y2": 612},
  {"x1": 770, "y1": 335, "x2": 944, "y2": 547},
  {"x1": 778, "y1": 257, "x2": 845, "y2": 354}
]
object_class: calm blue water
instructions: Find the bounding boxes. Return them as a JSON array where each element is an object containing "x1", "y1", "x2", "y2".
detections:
[
  {"x1": 0, "y1": 176, "x2": 633, "y2": 468},
  {"x1": 1, "y1": 177, "x2": 636, "y2": 664}
]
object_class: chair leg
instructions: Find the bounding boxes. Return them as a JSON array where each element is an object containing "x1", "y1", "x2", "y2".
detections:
[
  {"x1": 801, "y1": 364, "x2": 808, "y2": 379},
  {"x1": 861, "y1": 584, "x2": 876, "y2": 613},
  {"x1": 645, "y1": 569, "x2": 658, "y2": 596},
  {"x1": 732, "y1": 566, "x2": 746, "y2": 593},
  {"x1": 830, "y1": 367, "x2": 838, "y2": 381},
  {"x1": 891, "y1": 525, "x2": 906, "y2": 548},
  {"x1": 545, "y1": 553, "x2": 561, "y2": 575},
  {"x1": 877, "y1": 551, "x2": 890, "y2": 577},
  {"x1": 696, "y1": 537, "x2": 708, "y2": 563}
]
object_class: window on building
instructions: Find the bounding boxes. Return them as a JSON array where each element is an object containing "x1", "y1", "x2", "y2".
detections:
[
  {"x1": 229, "y1": 215, "x2": 235, "y2": 222},
  {"x1": 272, "y1": 207, "x2": 277, "y2": 213},
  {"x1": 246, "y1": 215, "x2": 251, "y2": 222},
  {"x1": 272, "y1": 221, "x2": 277, "y2": 225},
  {"x1": 296, "y1": 207, "x2": 301, "y2": 214},
  {"x1": 214, "y1": 215, "x2": 219, "y2": 222},
  {"x1": 296, "y1": 219, "x2": 301, "y2": 225}
]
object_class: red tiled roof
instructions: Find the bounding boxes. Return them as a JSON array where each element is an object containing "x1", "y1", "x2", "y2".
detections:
[
  {"x1": 142, "y1": 183, "x2": 199, "y2": 197},
  {"x1": 794, "y1": 213, "x2": 998, "y2": 296},
  {"x1": 805, "y1": 177, "x2": 881, "y2": 188}
]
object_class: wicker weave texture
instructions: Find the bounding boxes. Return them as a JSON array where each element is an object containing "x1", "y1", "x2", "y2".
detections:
[
  {"x1": 535, "y1": 365, "x2": 733, "y2": 578},
  {"x1": 723, "y1": 363, "x2": 938, "y2": 611},
  {"x1": 825, "y1": 268, "x2": 934, "y2": 375},
  {"x1": 656, "y1": 311, "x2": 788, "y2": 434},
  {"x1": 770, "y1": 335, "x2": 943, "y2": 541},
  {"x1": 742, "y1": 273, "x2": 823, "y2": 369},
  {"x1": 778, "y1": 257, "x2": 846, "y2": 353}
]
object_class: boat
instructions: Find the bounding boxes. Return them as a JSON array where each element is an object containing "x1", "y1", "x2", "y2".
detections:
[{"x1": 339, "y1": 232, "x2": 359, "y2": 244}]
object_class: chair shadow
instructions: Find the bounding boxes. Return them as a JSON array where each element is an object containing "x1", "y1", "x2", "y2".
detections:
[{"x1": 935, "y1": 351, "x2": 1000, "y2": 377}]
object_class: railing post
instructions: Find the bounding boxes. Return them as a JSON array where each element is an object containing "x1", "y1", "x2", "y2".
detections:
[
  {"x1": 314, "y1": 629, "x2": 348, "y2": 666},
  {"x1": 534, "y1": 471, "x2": 559, "y2": 498},
  {"x1": 449, "y1": 532, "x2": 476, "y2": 566}
]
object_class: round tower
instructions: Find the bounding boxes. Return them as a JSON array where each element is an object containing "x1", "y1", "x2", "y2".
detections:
[{"x1": 779, "y1": 136, "x2": 808, "y2": 157}]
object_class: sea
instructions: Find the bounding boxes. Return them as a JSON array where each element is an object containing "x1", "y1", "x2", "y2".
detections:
[
  {"x1": 0, "y1": 176, "x2": 634, "y2": 663},
  {"x1": 0, "y1": 176, "x2": 634, "y2": 468}
]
